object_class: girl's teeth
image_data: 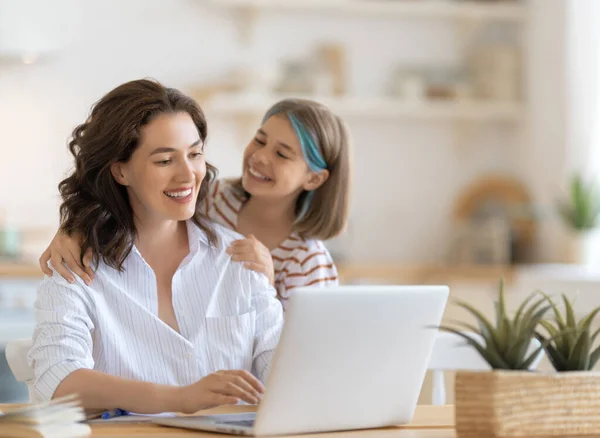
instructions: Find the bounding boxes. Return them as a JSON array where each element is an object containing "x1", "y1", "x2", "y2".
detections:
[
  {"x1": 249, "y1": 168, "x2": 270, "y2": 180},
  {"x1": 165, "y1": 189, "x2": 192, "y2": 198}
]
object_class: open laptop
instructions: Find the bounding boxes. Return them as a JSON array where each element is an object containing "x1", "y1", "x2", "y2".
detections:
[{"x1": 154, "y1": 285, "x2": 449, "y2": 436}]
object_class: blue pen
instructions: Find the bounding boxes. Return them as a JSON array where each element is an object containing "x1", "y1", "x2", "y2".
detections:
[{"x1": 101, "y1": 408, "x2": 129, "y2": 420}]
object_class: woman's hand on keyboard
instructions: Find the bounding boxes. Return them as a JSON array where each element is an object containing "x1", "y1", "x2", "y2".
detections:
[{"x1": 178, "y1": 370, "x2": 265, "y2": 413}]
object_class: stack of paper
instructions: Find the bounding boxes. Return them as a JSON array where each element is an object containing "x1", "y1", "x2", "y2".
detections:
[{"x1": 0, "y1": 394, "x2": 90, "y2": 438}]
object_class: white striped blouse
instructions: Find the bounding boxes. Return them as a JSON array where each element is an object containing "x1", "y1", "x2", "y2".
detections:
[
  {"x1": 28, "y1": 221, "x2": 284, "y2": 403},
  {"x1": 204, "y1": 179, "x2": 339, "y2": 307}
]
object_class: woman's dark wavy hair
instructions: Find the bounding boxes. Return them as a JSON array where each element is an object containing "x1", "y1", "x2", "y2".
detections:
[{"x1": 58, "y1": 78, "x2": 217, "y2": 271}]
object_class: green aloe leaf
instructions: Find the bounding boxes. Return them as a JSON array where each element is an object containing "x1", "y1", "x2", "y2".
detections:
[
  {"x1": 589, "y1": 344, "x2": 600, "y2": 369},
  {"x1": 506, "y1": 338, "x2": 530, "y2": 367},
  {"x1": 454, "y1": 300, "x2": 501, "y2": 350},
  {"x1": 445, "y1": 320, "x2": 480, "y2": 334},
  {"x1": 568, "y1": 330, "x2": 591, "y2": 371},
  {"x1": 591, "y1": 326, "x2": 600, "y2": 345},
  {"x1": 536, "y1": 332, "x2": 569, "y2": 371},
  {"x1": 519, "y1": 296, "x2": 550, "y2": 332},
  {"x1": 540, "y1": 292, "x2": 566, "y2": 330},
  {"x1": 518, "y1": 344, "x2": 545, "y2": 370},
  {"x1": 539, "y1": 319, "x2": 565, "y2": 351},
  {"x1": 504, "y1": 315, "x2": 517, "y2": 345},
  {"x1": 521, "y1": 329, "x2": 570, "y2": 370},
  {"x1": 494, "y1": 301, "x2": 505, "y2": 344},
  {"x1": 539, "y1": 319, "x2": 559, "y2": 337},
  {"x1": 514, "y1": 292, "x2": 538, "y2": 323},
  {"x1": 498, "y1": 279, "x2": 507, "y2": 321},
  {"x1": 563, "y1": 294, "x2": 577, "y2": 329},
  {"x1": 578, "y1": 307, "x2": 600, "y2": 332},
  {"x1": 438, "y1": 327, "x2": 509, "y2": 369},
  {"x1": 499, "y1": 316, "x2": 512, "y2": 353},
  {"x1": 569, "y1": 329, "x2": 586, "y2": 358},
  {"x1": 522, "y1": 306, "x2": 552, "y2": 337},
  {"x1": 443, "y1": 320, "x2": 505, "y2": 364}
]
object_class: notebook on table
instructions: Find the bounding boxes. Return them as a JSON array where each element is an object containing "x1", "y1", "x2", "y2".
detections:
[{"x1": 0, "y1": 394, "x2": 90, "y2": 438}]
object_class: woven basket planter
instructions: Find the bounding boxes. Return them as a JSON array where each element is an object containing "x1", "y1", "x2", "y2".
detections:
[{"x1": 455, "y1": 370, "x2": 600, "y2": 437}]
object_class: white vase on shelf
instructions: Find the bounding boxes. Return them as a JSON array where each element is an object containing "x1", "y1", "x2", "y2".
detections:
[{"x1": 563, "y1": 228, "x2": 600, "y2": 267}]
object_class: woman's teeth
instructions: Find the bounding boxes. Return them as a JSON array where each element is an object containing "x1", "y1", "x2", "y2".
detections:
[
  {"x1": 165, "y1": 189, "x2": 192, "y2": 198},
  {"x1": 249, "y1": 167, "x2": 271, "y2": 181}
]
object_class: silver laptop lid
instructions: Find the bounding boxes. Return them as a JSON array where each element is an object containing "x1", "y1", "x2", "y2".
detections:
[{"x1": 254, "y1": 285, "x2": 449, "y2": 436}]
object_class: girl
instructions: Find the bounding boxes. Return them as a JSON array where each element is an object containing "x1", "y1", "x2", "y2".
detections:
[
  {"x1": 29, "y1": 79, "x2": 283, "y2": 412},
  {"x1": 40, "y1": 99, "x2": 352, "y2": 306}
]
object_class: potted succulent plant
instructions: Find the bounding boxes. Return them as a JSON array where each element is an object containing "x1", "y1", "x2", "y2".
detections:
[
  {"x1": 439, "y1": 281, "x2": 600, "y2": 437},
  {"x1": 536, "y1": 293, "x2": 600, "y2": 371},
  {"x1": 556, "y1": 173, "x2": 600, "y2": 266}
]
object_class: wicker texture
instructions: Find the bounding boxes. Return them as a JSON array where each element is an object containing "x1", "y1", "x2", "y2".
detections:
[{"x1": 455, "y1": 371, "x2": 600, "y2": 437}]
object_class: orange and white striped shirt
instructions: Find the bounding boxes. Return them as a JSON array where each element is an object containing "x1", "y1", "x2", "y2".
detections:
[{"x1": 203, "y1": 179, "x2": 339, "y2": 305}]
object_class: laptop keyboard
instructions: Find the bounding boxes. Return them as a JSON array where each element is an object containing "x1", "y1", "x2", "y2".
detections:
[{"x1": 221, "y1": 419, "x2": 255, "y2": 428}]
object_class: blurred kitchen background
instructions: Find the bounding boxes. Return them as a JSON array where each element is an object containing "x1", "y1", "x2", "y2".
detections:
[{"x1": 2, "y1": 0, "x2": 600, "y2": 403}]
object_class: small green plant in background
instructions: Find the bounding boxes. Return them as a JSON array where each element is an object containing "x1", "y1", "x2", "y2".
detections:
[
  {"x1": 556, "y1": 173, "x2": 600, "y2": 231},
  {"x1": 536, "y1": 293, "x2": 600, "y2": 371},
  {"x1": 438, "y1": 280, "x2": 549, "y2": 370}
]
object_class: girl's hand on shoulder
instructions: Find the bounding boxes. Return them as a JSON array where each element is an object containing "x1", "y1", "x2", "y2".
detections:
[
  {"x1": 39, "y1": 231, "x2": 94, "y2": 285},
  {"x1": 226, "y1": 234, "x2": 275, "y2": 286}
]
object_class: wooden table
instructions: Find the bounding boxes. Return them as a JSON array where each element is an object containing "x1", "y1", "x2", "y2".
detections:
[
  {"x1": 0, "y1": 261, "x2": 517, "y2": 283},
  {"x1": 0, "y1": 262, "x2": 44, "y2": 278},
  {"x1": 0, "y1": 404, "x2": 455, "y2": 437}
]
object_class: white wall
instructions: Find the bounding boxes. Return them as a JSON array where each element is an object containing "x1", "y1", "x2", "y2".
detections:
[
  {"x1": 516, "y1": 0, "x2": 568, "y2": 262},
  {"x1": 0, "y1": 0, "x2": 569, "y2": 263}
]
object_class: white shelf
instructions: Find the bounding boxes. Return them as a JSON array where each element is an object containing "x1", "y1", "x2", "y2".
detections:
[
  {"x1": 210, "y1": 0, "x2": 528, "y2": 22},
  {"x1": 205, "y1": 94, "x2": 526, "y2": 122}
]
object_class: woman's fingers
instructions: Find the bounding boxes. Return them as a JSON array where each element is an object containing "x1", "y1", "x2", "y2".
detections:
[
  {"x1": 217, "y1": 381, "x2": 259, "y2": 405},
  {"x1": 232, "y1": 370, "x2": 264, "y2": 394},
  {"x1": 209, "y1": 394, "x2": 240, "y2": 407}
]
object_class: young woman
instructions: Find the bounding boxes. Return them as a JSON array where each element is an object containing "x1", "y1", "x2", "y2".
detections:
[{"x1": 29, "y1": 79, "x2": 283, "y2": 413}]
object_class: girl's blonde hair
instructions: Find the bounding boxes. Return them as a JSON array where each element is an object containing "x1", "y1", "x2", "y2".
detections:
[{"x1": 234, "y1": 98, "x2": 352, "y2": 241}]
